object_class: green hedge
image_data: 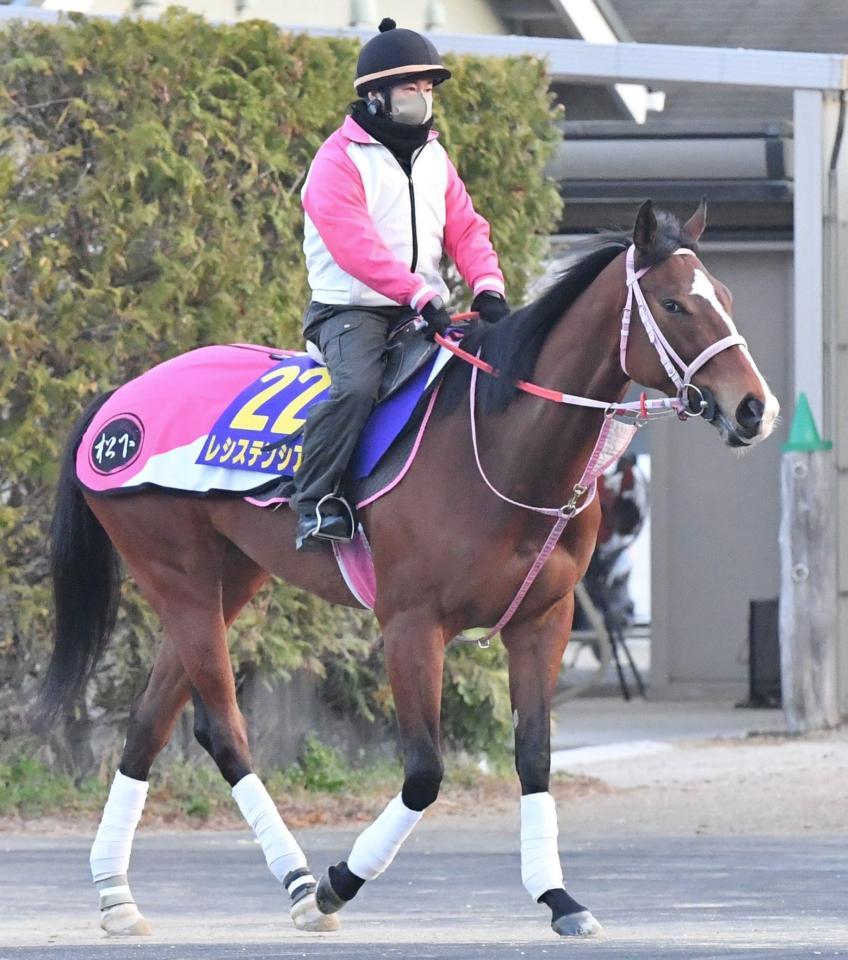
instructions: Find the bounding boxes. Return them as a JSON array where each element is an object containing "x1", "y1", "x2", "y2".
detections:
[{"x1": 0, "y1": 9, "x2": 563, "y2": 772}]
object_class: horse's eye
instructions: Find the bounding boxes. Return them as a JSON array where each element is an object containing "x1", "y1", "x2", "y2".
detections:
[{"x1": 661, "y1": 299, "x2": 683, "y2": 314}]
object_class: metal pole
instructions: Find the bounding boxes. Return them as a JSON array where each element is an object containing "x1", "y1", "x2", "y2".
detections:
[{"x1": 792, "y1": 89, "x2": 826, "y2": 429}]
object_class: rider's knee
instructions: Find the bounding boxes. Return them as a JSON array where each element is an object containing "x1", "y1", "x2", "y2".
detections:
[
  {"x1": 401, "y1": 757, "x2": 444, "y2": 811},
  {"x1": 334, "y1": 377, "x2": 380, "y2": 411}
]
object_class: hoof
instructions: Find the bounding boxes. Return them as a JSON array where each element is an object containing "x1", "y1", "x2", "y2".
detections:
[
  {"x1": 291, "y1": 890, "x2": 340, "y2": 932},
  {"x1": 100, "y1": 903, "x2": 152, "y2": 936},
  {"x1": 552, "y1": 909, "x2": 603, "y2": 937}
]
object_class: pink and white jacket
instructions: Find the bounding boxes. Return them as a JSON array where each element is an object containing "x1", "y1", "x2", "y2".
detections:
[{"x1": 301, "y1": 116, "x2": 505, "y2": 311}]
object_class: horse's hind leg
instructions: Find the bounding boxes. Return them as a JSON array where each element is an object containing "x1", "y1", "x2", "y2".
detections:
[
  {"x1": 503, "y1": 598, "x2": 602, "y2": 938},
  {"x1": 130, "y1": 526, "x2": 335, "y2": 932},
  {"x1": 89, "y1": 530, "x2": 330, "y2": 934},
  {"x1": 90, "y1": 545, "x2": 264, "y2": 936},
  {"x1": 89, "y1": 635, "x2": 190, "y2": 935},
  {"x1": 316, "y1": 610, "x2": 446, "y2": 916},
  {"x1": 88, "y1": 511, "x2": 328, "y2": 934}
]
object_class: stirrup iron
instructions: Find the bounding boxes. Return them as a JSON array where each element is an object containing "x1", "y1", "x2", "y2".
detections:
[{"x1": 313, "y1": 494, "x2": 355, "y2": 543}]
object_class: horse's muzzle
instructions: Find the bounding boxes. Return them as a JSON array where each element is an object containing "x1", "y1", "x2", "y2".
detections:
[
  {"x1": 734, "y1": 394, "x2": 765, "y2": 441},
  {"x1": 703, "y1": 388, "x2": 766, "y2": 447}
]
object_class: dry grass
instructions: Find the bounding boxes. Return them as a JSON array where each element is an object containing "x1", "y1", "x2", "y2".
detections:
[{"x1": 0, "y1": 756, "x2": 609, "y2": 834}]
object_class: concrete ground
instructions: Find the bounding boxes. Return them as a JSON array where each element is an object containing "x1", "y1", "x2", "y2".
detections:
[
  {"x1": 552, "y1": 695, "x2": 785, "y2": 752},
  {"x1": 2, "y1": 699, "x2": 846, "y2": 959},
  {"x1": 1, "y1": 827, "x2": 846, "y2": 959}
]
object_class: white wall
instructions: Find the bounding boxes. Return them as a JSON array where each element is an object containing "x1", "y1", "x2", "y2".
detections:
[{"x1": 650, "y1": 244, "x2": 792, "y2": 698}]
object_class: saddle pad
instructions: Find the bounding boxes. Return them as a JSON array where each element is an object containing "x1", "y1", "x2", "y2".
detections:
[{"x1": 76, "y1": 343, "x2": 451, "y2": 497}]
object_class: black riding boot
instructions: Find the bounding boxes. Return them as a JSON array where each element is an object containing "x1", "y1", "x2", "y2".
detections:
[{"x1": 295, "y1": 495, "x2": 354, "y2": 551}]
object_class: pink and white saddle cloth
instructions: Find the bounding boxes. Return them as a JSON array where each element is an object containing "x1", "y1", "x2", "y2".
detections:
[
  {"x1": 74, "y1": 341, "x2": 638, "y2": 613},
  {"x1": 75, "y1": 342, "x2": 451, "y2": 609}
]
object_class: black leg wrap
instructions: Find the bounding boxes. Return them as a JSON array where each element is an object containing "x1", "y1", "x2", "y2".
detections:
[
  {"x1": 541, "y1": 888, "x2": 602, "y2": 937},
  {"x1": 316, "y1": 861, "x2": 364, "y2": 914},
  {"x1": 540, "y1": 888, "x2": 588, "y2": 919},
  {"x1": 330, "y1": 862, "x2": 365, "y2": 901}
]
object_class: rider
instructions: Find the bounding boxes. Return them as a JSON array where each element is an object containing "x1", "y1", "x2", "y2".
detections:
[{"x1": 292, "y1": 17, "x2": 510, "y2": 550}]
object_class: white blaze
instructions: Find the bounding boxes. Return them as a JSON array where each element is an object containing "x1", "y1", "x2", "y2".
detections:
[{"x1": 689, "y1": 268, "x2": 779, "y2": 441}]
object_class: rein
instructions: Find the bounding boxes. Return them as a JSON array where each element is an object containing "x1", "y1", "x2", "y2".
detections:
[
  {"x1": 437, "y1": 319, "x2": 681, "y2": 421},
  {"x1": 440, "y1": 244, "x2": 747, "y2": 648}
]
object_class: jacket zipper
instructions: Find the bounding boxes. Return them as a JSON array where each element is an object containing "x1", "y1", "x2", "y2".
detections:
[
  {"x1": 408, "y1": 175, "x2": 418, "y2": 272},
  {"x1": 399, "y1": 143, "x2": 428, "y2": 274}
]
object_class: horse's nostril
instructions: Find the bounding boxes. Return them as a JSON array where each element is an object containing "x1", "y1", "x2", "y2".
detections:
[{"x1": 736, "y1": 395, "x2": 764, "y2": 433}]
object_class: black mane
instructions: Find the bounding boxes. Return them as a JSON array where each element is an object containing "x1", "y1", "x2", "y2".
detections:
[{"x1": 438, "y1": 210, "x2": 696, "y2": 415}]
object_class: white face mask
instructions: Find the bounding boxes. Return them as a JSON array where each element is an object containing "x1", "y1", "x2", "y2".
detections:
[{"x1": 387, "y1": 88, "x2": 433, "y2": 126}]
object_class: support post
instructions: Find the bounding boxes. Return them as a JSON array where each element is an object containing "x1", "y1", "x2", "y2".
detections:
[
  {"x1": 794, "y1": 89, "x2": 848, "y2": 719},
  {"x1": 828, "y1": 92, "x2": 848, "y2": 717},
  {"x1": 793, "y1": 89, "x2": 826, "y2": 430},
  {"x1": 779, "y1": 397, "x2": 838, "y2": 732}
]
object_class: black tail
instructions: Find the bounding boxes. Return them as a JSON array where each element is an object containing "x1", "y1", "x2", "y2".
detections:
[{"x1": 35, "y1": 391, "x2": 122, "y2": 724}]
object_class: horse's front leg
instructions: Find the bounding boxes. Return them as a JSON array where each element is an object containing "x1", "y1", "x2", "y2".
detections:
[
  {"x1": 316, "y1": 609, "x2": 445, "y2": 915},
  {"x1": 502, "y1": 596, "x2": 603, "y2": 938}
]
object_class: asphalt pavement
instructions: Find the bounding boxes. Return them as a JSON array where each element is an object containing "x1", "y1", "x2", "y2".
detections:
[{"x1": 1, "y1": 825, "x2": 845, "y2": 959}]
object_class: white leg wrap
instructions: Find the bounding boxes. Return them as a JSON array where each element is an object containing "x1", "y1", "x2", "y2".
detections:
[
  {"x1": 520, "y1": 792, "x2": 564, "y2": 901},
  {"x1": 232, "y1": 773, "x2": 307, "y2": 883},
  {"x1": 90, "y1": 770, "x2": 149, "y2": 883},
  {"x1": 347, "y1": 793, "x2": 423, "y2": 881}
]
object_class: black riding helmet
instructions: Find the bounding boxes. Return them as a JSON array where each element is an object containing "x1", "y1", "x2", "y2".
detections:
[{"x1": 354, "y1": 18, "x2": 451, "y2": 95}]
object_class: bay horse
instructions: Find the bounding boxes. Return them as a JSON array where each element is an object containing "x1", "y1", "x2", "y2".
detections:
[{"x1": 39, "y1": 200, "x2": 778, "y2": 939}]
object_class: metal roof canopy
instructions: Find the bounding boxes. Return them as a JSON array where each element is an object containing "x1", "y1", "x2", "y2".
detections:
[
  {"x1": 1, "y1": 9, "x2": 844, "y2": 433},
  {"x1": 298, "y1": 25, "x2": 848, "y2": 92},
  {"x1": 3, "y1": 11, "x2": 847, "y2": 90}
]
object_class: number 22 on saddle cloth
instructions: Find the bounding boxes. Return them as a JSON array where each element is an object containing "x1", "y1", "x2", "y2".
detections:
[
  {"x1": 75, "y1": 343, "x2": 446, "y2": 499},
  {"x1": 198, "y1": 353, "x2": 331, "y2": 478}
]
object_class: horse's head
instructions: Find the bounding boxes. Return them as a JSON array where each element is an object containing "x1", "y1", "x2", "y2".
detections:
[{"x1": 623, "y1": 200, "x2": 779, "y2": 448}]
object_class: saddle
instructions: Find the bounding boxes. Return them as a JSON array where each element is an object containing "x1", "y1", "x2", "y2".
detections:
[
  {"x1": 261, "y1": 318, "x2": 443, "y2": 529},
  {"x1": 305, "y1": 315, "x2": 439, "y2": 402}
]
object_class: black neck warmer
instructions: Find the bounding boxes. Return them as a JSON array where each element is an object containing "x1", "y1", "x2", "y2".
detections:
[{"x1": 350, "y1": 100, "x2": 432, "y2": 166}]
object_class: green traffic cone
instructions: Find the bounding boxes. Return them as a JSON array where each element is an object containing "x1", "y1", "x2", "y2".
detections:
[{"x1": 782, "y1": 392, "x2": 832, "y2": 452}]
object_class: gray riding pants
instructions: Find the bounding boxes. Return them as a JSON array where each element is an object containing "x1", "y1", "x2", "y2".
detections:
[{"x1": 290, "y1": 301, "x2": 416, "y2": 514}]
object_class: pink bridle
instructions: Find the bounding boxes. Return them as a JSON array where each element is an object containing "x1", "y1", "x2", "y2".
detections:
[
  {"x1": 442, "y1": 243, "x2": 749, "y2": 648},
  {"x1": 620, "y1": 245, "x2": 747, "y2": 416}
]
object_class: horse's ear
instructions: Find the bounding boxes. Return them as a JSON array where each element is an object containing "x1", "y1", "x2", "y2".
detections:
[
  {"x1": 633, "y1": 200, "x2": 657, "y2": 253},
  {"x1": 682, "y1": 196, "x2": 708, "y2": 244}
]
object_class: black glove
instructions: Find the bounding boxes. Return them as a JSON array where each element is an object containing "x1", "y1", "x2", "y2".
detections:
[
  {"x1": 420, "y1": 297, "x2": 452, "y2": 341},
  {"x1": 471, "y1": 290, "x2": 510, "y2": 324}
]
